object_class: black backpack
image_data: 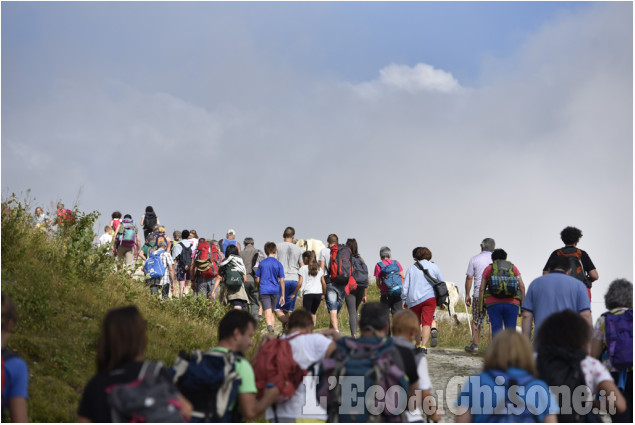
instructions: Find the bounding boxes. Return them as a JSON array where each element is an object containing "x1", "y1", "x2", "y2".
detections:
[
  {"x1": 143, "y1": 212, "x2": 157, "y2": 233},
  {"x1": 177, "y1": 242, "x2": 193, "y2": 270},
  {"x1": 556, "y1": 247, "x2": 591, "y2": 288},
  {"x1": 537, "y1": 346, "x2": 599, "y2": 423},
  {"x1": 329, "y1": 244, "x2": 352, "y2": 285},
  {"x1": 351, "y1": 255, "x2": 369, "y2": 287}
]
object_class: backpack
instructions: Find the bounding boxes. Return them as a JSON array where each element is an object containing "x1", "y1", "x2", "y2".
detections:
[
  {"x1": 223, "y1": 261, "x2": 244, "y2": 289},
  {"x1": 195, "y1": 241, "x2": 220, "y2": 279},
  {"x1": 329, "y1": 244, "x2": 352, "y2": 285},
  {"x1": 156, "y1": 233, "x2": 169, "y2": 249},
  {"x1": 488, "y1": 260, "x2": 520, "y2": 298},
  {"x1": 482, "y1": 369, "x2": 540, "y2": 422},
  {"x1": 413, "y1": 262, "x2": 450, "y2": 311},
  {"x1": 143, "y1": 212, "x2": 157, "y2": 233},
  {"x1": 171, "y1": 349, "x2": 242, "y2": 422},
  {"x1": 603, "y1": 310, "x2": 633, "y2": 370},
  {"x1": 144, "y1": 250, "x2": 167, "y2": 280},
  {"x1": 317, "y1": 336, "x2": 409, "y2": 422},
  {"x1": 251, "y1": 250, "x2": 266, "y2": 276},
  {"x1": 537, "y1": 346, "x2": 598, "y2": 423},
  {"x1": 177, "y1": 242, "x2": 193, "y2": 270},
  {"x1": 119, "y1": 218, "x2": 137, "y2": 247},
  {"x1": 351, "y1": 255, "x2": 369, "y2": 286},
  {"x1": 112, "y1": 218, "x2": 122, "y2": 233},
  {"x1": 556, "y1": 247, "x2": 591, "y2": 288},
  {"x1": 378, "y1": 261, "x2": 402, "y2": 296},
  {"x1": 106, "y1": 361, "x2": 185, "y2": 423},
  {"x1": 252, "y1": 333, "x2": 307, "y2": 399}
]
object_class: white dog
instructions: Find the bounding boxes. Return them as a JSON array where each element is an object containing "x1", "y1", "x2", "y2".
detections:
[{"x1": 295, "y1": 238, "x2": 326, "y2": 259}]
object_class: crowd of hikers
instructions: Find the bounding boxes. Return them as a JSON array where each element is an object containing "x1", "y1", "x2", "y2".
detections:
[{"x1": 1, "y1": 204, "x2": 633, "y2": 423}]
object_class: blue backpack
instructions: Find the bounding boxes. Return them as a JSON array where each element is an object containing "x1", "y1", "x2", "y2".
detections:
[
  {"x1": 482, "y1": 369, "x2": 540, "y2": 423},
  {"x1": 378, "y1": 261, "x2": 402, "y2": 296},
  {"x1": 171, "y1": 349, "x2": 242, "y2": 422},
  {"x1": 144, "y1": 250, "x2": 167, "y2": 280},
  {"x1": 603, "y1": 310, "x2": 633, "y2": 370}
]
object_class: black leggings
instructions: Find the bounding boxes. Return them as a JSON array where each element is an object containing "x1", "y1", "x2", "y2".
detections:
[
  {"x1": 302, "y1": 293, "x2": 322, "y2": 314},
  {"x1": 346, "y1": 286, "x2": 367, "y2": 336}
]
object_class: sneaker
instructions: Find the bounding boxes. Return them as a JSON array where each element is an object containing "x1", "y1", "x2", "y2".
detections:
[
  {"x1": 267, "y1": 325, "x2": 275, "y2": 333},
  {"x1": 464, "y1": 343, "x2": 478, "y2": 354},
  {"x1": 415, "y1": 346, "x2": 428, "y2": 355},
  {"x1": 430, "y1": 328, "x2": 439, "y2": 348}
]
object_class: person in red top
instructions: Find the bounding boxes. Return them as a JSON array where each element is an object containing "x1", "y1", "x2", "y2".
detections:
[
  {"x1": 373, "y1": 246, "x2": 404, "y2": 331},
  {"x1": 478, "y1": 249, "x2": 526, "y2": 336}
]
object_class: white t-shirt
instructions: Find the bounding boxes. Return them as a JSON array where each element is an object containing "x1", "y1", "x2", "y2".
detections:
[
  {"x1": 265, "y1": 332, "x2": 332, "y2": 421},
  {"x1": 298, "y1": 265, "x2": 324, "y2": 296},
  {"x1": 580, "y1": 355, "x2": 613, "y2": 395},
  {"x1": 319, "y1": 247, "x2": 331, "y2": 269},
  {"x1": 98, "y1": 233, "x2": 113, "y2": 246},
  {"x1": 405, "y1": 355, "x2": 433, "y2": 422}
]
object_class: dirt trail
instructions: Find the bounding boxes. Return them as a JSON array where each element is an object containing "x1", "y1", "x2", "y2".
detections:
[{"x1": 426, "y1": 348, "x2": 483, "y2": 422}]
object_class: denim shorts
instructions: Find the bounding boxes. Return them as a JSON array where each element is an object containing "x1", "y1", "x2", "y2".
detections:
[{"x1": 325, "y1": 284, "x2": 346, "y2": 312}]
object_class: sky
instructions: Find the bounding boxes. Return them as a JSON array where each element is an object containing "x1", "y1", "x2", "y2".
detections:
[{"x1": 2, "y1": 2, "x2": 632, "y2": 320}]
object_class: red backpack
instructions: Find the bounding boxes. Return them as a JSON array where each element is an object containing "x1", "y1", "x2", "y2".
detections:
[
  {"x1": 252, "y1": 333, "x2": 307, "y2": 399},
  {"x1": 329, "y1": 244, "x2": 353, "y2": 285},
  {"x1": 194, "y1": 240, "x2": 220, "y2": 279}
]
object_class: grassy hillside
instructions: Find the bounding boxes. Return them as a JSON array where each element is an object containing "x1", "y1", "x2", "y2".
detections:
[{"x1": 1, "y1": 196, "x2": 478, "y2": 422}]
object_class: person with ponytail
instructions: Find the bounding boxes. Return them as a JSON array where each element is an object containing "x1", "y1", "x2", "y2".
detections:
[{"x1": 291, "y1": 251, "x2": 326, "y2": 325}]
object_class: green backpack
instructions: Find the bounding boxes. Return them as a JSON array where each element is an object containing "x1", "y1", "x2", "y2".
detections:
[
  {"x1": 488, "y1": 260, "x2": 520, "y2": 298},
  {"x1": 224, "y1": 265, "x2": 244, "y2": 289}
]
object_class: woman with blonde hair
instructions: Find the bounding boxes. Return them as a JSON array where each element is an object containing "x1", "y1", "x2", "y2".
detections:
[{"x1": 455, "y1": 329, "x2": 558, "y2": 422}]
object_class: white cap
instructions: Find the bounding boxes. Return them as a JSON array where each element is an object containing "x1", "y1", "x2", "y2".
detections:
[{"x1": 227, "y1": 229, "x2": 236, "y2": 235}]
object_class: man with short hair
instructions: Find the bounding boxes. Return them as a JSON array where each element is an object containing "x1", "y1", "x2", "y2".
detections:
[
  {"x1": 212, "y1": 310, "x2": 280, "y2": 420},
  {"x1": 256, "y1": 242, "x2": 286, "y2": 333},
  {"x1": 147, "y1": 240, "x2": 177, "y2": 299},
  {"x1": 222, "y1": 229, "x2": 242, "y2": 255},
  {"x1": 543, "y1": 226, "x2": 598, "y2": 301},
  {"x1": 374, "y1": 246, "x2": 405, "y2": 326},
  {"x1": 464, "y1": 237, "x2": 495, "y2": 354},
  {"x1": 172, "y1": 229, "x2": 193, "y2": 298},
  {"x1": 276, "y1": 227, "x2": 304, "y2": 325},
  {"x1": 98, "y1": 225, "x2": 113, "y2": 247},
  {"x1": 522, "y1": 256, "x2": 592, "y2": 344},
  {"x1": 240, "y1": 237, "x2": 262, "y2": 320},
  {"x1": 320, "y1": 234, "x2": 346, "y2": 332}
]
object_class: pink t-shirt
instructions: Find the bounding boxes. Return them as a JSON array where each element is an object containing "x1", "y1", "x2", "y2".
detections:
[
  {"x1": 482, "y1": 264, "x2": 522, "y2": 306},
  {"x1": 374, "y1": 259, "x2": 403, "y2": 293}
]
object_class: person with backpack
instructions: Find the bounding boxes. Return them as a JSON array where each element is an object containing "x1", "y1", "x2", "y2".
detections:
[
  {"x1": 190, "y1": 238, "x2": 220, "y2": 301},
  {"x1": 140, "y1": 233, "x2": 157, "y2": 259},
  {"x1": 318, "y1": 302, "x2": 419, "y2": 422},
  {"x1": 591, "y1": 278, "x2": 633, "y2": 422},
  {"x1": 239, "y1": 237, "x2": 263, "y2": 320},
  {"x1": 155, "y1": 225, "x2": 172, "y2": 255},
  {"x1": 172, "y1": 229, "x2": 193, "y2": 299},
  {"x1": 256, "y1": 242, "x2": 286, "y2": 333},
  {"x1": 112, "y1": 214, "x2": 141, "y2": 268},
  {"x1": 543, "y1": 226, "x2": 598, "y2": 301},
  {"x1": 2, "y1": 294, "x2": 28, "y2": 423},
  {"x1": 477, "y1": 248, "x2": 526, "y2": 337},
  {"x1": 455, "y1": 329, "x2": 558, "y2": 422},
  {"x1": 256, "y1": 308, "x2": 337, "y2": 422},
  {"x1": 391, "y1": 310, "x2": 441, "y2": 422},
  {"x1": 345, "y1": 238, "x2": 368, "y2": 338},
  {"x1": 146, "y1": 240, "x2": 177, "y2": 299},
  {"x1": 322, "y1": 234, "x2": 352, "y2": 333},
  {"x1": 211, "y1": 244, "x2": 249, "y2": 310},
  {"x1": 109, "y1": 211, "x2": 122, "y2": 234},
  {"x1": 54, "y1": 201, "x2": 75, "y2": 229},
  {"x1": 464, "y1": 237, "x2": 495, "y2": 354},
  {"x1": 374, "y1": 246, "x2": 405, "y2": 331},
  {"x1": 291, "y1": 251, "x2": 326, "y2": 325},
  {"x1": 276, "y1": 226, "x2": 304, "y2": 324},
  {"x1": 536, "y1": 310, "x2": 626, "y2": 422},
  {"x1": 402, "y1": 247, "x2": 444, "y2": 355},
  {"x1": 78, "y1": 306, "x2": 192, "y2": 422},
  {"x1": 140, "y1": 206, "x2": 159, "y2": 240},
  {"x1": 522, "y1": 256, "x2": 591, "y2": 345}
]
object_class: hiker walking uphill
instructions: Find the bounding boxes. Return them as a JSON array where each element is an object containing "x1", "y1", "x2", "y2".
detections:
[
  {"x1": 112, "y1": 214, "x2": 141, "y2": 268},
  {"x1": 464, "y1": 237, "x2": 494, "y2": 354},
  {"x1": 211, "y1": 245, "x2": 249, "y2": 310},
  {"x1": 478, "y1": 248, "x2": 526, "y2": 337},
  {"x1": 345, "y1": 238, "x2": 369, "y2": 338},
  {"x1": 402, "y1": 247, "x2": 444, "y2": 354},
  {"x1": 276, "y1": 227, "x2": 304, "y2": 325},
  {"x1": 374, "y1": 246, "x2": 405, "y2": 331},
  {"x1": 145, "y1": 240, "x2": 177, "y2": 299},
  {"x1": 140, "y1": 206, "x2": 159, "y2": 240},
  {"x1": 591, "y1": 278, "x2": 633, "y2": 423},
  {"x1": 172, "y1": 230, "x2": 193, "y2": 299},
  {"x1": 239, "y1": 237, "x2": 263, "y2": 320},
  {"x1": 522, "y1": 256, "x2": 591, "y2": 345},
  {"x1": 543, "y1": 226, "x2": 598, "y2": 301},
  {"x1": 221, "y1": 229, "x2": 241, "y2": 255},
  {"x1": 78, "y1": 306, "x2": 192, "y2": 423},
  {"x1": 321, "y1": 234, "x2": 352, "y2": 333},
  {"x1": 256, "y1": 242, "x2": 286, "y2": 333},
  {"x1": 190, "y1": 238, "x2": 220, "y2": 301},
  {"x1": 109, "y1": 211, "x2": 122, "y2": 234},
  {"x1": 291, "y1": 250, "x2": 327, "y2": 325}
]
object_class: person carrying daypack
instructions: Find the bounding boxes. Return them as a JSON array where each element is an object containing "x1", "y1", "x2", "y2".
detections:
[
  {"x1": 345, "y1": 238, "x2": 368, "y2": 338},
  {"x1": 591, "y1": 278, "x2": 633, "y2": 423},
  {"x1": 172, "y1": 310, "x2": 279, "y2": 422},
  {"x1": 253, "y1": 309, "x2": 336, "y2": 422},
  {"x1": 478, "y1": 249, "x2": 527, "y2": 337},
  {"x1": 141, "y1": 206, "x2": 159, "y2": 240},
  {"x1": 240, "y1": 237, "x2": 263, "y2": 320},
  {"x1": 172, "y1": 230, "x2": 193, "y2": 299},
  {"x1": 146, "y1": 241, "x2": 177, "y2": 299},
  {"x1": 114, "y1": 214, "x2": 140, "y2": 267},
  {"x1": 323, "y1": 234, "x2": 352, "y2": 333},
  {"x1": 403, "y1": 247, "x2": 446, "y2": 354},
  {"x1": 374, "y1": 246, "x2": 405, "y2": 334},
  {"x1": 318, "y1": 302, "x2": 417, "y2": 423},
  {"x1": 211, "y1": 245, "x2": 248, "y2": 310},
  {"x1": 191, "y1": 239, "x2": 220, "y2": 300}
]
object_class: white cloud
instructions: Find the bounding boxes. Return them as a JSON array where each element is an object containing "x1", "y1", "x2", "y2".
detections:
[{"x1": 353, "y1": 63, "x2": 462, "y2": 98}]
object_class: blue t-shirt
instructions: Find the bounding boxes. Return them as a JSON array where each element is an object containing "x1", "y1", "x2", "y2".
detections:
[
  {"x1": 456, "y1": 367, "x2": 558, "y2": 422},
  {"x1": 2, "y1": 354, "x2": 29, "y2": 420},
  {"x1": 222, "y1": 239, "x2": 238, "y2": 256},
  {"x1": 256, "y1": 257, "x2": 285, "y2": 295},
  {"x1": 522, "y1": 271, "x2": 590, "y2": 338}
]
